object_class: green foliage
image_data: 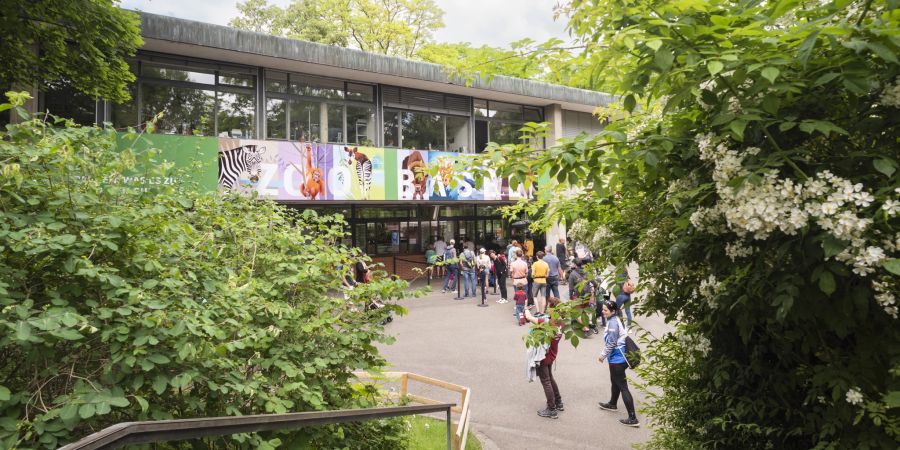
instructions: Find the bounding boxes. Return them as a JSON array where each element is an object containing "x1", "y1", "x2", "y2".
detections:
[
  {"x1": 0, "y1": 94, "x2": 411, "y2": 449},
  {"x1": 417, "y1": 38, "x2": 591, "y2": 88},
  {"x1": 467, "y1": 1, "x2": 900, "y2": 448},
  {"x1": 230, "y1": 0, "x2": 444, "y2": 58},
  {"x1": 0, "y1": 1, "x2": 141, "y2": 102}
]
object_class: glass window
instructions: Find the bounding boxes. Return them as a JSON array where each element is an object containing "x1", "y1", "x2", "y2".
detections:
[
  {"x1": 142, "y1": 64, "x2": 215, "y2": 85},
  {"x1": 142, "y1": 84, "x2": 214, "y2": 135},
  {"x1": 489, "y1": 122, "x2": 522, "y2": 145},
  {"x1": 291, "y1": 74, "x2": 344, "y2": 99},
  {"x1": 266, "y1": 98, "x2": 286, "y2": 139},
  {"x1": 218, "y1": 72, "x2": 254, "y2": 88},
  {"x1": 446, "y1": 116, "x2": 469, "y2": 152},
  {"x1": 217, "y1": 92, "x2": 255, "y2": 138},
  {"x1": 43, "y1": 80, "x2": 96, "y2": 125},
  {"x1": 490, "y1": 101, "x2": 523, "y2": 121},
  {"x1": 357, "y1": 208, "x2": 412, "y2": 218},
  {"x1": 266, "y1": 71, "x2": 288, "y2": 93},
  {"x1": 474, "y1": 99, "x2": 488, "y2": 118},
  {"x1": 111, "y1": 84, "x2": 138, "y2": 129},
  {"x1": 347, "y1": 105, "x2": 376, "y2": 145},
  {"x1": 524, "y1": 107, "x2": 543, "y2": 122},
  {"x1": 347, "y1": 83, "x2": 374, "y2": 102},
  {"x1": 440, "y1": 206, "x2": 475, "y2": 217},
  {"x1": 401, "y1": 111, "x2": 443, "y2": 151},
  {"x1": 290, "y1": 100, "x2": 321, "y2": 141},
  {"x1": 383, "y1": 110, "x2": 400, "y2": 147},
  {"x1": 326, "y1": 104, "x2": 344, "y2": 143}
]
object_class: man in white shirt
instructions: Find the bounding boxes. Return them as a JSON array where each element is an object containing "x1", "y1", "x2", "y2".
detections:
[
  {"x1": 476, "y1": 248, "x2": 492, "y2": 302},
  {"x1": 433, "y1": 238, "x2": 447, "y2": 277}
]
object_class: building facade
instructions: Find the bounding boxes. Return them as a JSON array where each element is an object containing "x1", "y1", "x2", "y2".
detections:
[{"x1": 30, "y1": 12, "x2": 611, "y2": 264}]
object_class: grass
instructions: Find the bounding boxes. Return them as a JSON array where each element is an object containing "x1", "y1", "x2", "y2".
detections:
[{"x1": 406, "y1": 416, "x2": 482, "y2": 450}]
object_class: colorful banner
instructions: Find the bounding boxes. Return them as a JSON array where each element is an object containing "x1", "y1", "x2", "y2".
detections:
[{"x1": 209, "y1": 138, "x2": 527, "y2": 202}]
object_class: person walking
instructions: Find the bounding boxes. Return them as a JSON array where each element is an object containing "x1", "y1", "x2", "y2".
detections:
[
  {"x1": 490, "y1": 250, "x2": 509, "y2": 303},
  {"x1": 434, "y1": 238, "x2": 446, "y2": 276},
  {"x1": 524, "y1": 297, "x2": 564, "y2": 419},
  {"x1": 425, "y1": 244, "x2": 437, "y2": 282},
  {"x1": 441, "y1": 240, "x2": 458, "y2": 293},
  {"x1": 598, "y1": 300, "x2": 640, "y2": 427},
  {"x1": 616, "y1": 275, "x2": 635, "y2": 326},
  {"x1": 476, "y1": 248, "x2": 491, "y2": 302},
  {"x1": 556, "y1": 238, "x2": 568, "y2": 265},
  {"x1": 524, "y1": 232, "x2": 535, "y2": 260},
  {"x1": 531, "y1": 251, "x2": 550, "y2": 313},
  {"x1": 568, "y1": 258, "x2": 597, "y2": 336},
  {"x1": 510, "y1": 249, "x2": 528, "y2": 294},
  {"x1": 460, "y1": 246, "x2": 477, "y2": 298},
  {"x1": 541, "y1": 246, "x2": 564, "y2": 303}
]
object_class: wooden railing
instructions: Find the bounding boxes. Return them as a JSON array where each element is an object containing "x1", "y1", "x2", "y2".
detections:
[{"x1": 354, "y1": 371, "x2": 472, "y2": 450}]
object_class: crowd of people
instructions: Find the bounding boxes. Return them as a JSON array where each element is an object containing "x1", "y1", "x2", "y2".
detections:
[{"x1": 426, "y1": 236, "x2": 640, "y2": 427}]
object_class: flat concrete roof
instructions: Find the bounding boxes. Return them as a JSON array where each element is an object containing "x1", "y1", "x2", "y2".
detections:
[{"x1": 137, "y1": 11, "x2": 612, "y2": 113}]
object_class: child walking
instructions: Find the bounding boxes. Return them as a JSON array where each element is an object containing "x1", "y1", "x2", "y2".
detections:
[{"x1": 514, "y1": 285, "x2": 527, "y2": 325}]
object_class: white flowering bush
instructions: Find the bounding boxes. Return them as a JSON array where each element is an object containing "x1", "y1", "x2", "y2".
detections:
[{"x1": 470, "y1": 1, "x2": 899, "y2": 448}]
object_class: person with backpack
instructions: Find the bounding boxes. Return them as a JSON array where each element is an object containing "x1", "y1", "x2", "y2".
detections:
[
  {"x1": 460, "y1": 246, "x2": 477, "y2": 298},
  {"x1": 441, "y1": 240, "x2": 458, "y2": 293},
  {"x1": 476, "y1": 248, "x2": 491, "y2": 301},
  {"x1": 598, "y1": 299, "x2": 640, "y2": 427},
  {"x1": 524, "y1": 297, "x2": 564, "y2": 419}
]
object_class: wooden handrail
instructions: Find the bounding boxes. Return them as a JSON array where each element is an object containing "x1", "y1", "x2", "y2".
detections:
[{"x1": 353, "y1": 371, "x2": 471, "y2": 450}]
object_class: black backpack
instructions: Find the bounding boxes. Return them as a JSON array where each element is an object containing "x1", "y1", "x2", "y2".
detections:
[{"x1": 622, "y1": 327, "x2": 641, "y2": 369}]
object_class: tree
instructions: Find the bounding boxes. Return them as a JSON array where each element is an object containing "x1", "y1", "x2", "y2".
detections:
[
  {"x1": 230, "y1": 0, "x2": 444, "y2": 58},
  {"x1": 0, "y1": 0, "x2": 142, "y2": 102},
  {"x1": 0, "y1": 94, "x2": 412, "y2": 449},
  {"x1": 469, "y1": 1, "x2": 900, "y2": 448}
]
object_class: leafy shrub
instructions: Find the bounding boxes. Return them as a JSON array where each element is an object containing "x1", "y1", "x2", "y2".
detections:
[
  {"x1": 0, "y1": 94, "x2": 409, "y2": 449},
  {"x1": 472, "y1": 1, "x2": 899, "y2": 448}
]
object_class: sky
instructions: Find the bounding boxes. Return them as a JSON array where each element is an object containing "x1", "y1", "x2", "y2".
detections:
[{"x1": 119, "y1": 0, "x2": 571, "y2": 49}]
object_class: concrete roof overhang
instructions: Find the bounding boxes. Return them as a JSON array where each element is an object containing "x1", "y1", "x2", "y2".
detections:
[{"x1": 137, "y1": 12, "x2": 612, "y2": 114}]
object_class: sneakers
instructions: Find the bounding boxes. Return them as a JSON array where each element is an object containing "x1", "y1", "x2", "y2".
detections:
[
  {"x1": 537, "y1": 408, "x2": 558, "y2": 419},
  {"x1": 554, "y1": 401, "x2": 565, "y2": 412},
  {"x1": 619, "y1": 417, "x2": 640, "y2": 427},
  {"x1": 598, "y1": 402, "x2": 618, "y2": 411}
]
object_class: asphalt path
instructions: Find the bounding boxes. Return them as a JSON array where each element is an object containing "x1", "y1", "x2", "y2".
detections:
[{"x1": 376, "y1": 280, "x2": 670, "y2": 450}]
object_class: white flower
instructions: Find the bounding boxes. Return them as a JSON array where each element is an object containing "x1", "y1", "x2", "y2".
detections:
[
  {"x1": 884, "y1": 199, "x2": 900, "y2": 216},
  {"x1": 725, "y1": 241, "x2": 756, "y2": 260},
  {"x1": 880, "y1": 77, "x2": 900, "y2": 108},
  {"x1": 845, "y1": 387, "x2": 864, "y2": 405}
]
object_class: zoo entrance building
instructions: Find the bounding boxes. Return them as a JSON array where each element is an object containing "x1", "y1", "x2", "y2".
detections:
[{"x1": 28, "y1": 12, "x2": 612, "y2": 277}]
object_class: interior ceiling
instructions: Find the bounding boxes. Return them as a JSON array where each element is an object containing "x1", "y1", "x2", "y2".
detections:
[{"x1": 142, "y1": 39, "x2": 598, "y2": 114}]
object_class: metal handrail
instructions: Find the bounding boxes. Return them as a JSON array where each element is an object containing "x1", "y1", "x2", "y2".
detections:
[{"x1": 59, "y1": 403, "x2": 456, "y2": 450}]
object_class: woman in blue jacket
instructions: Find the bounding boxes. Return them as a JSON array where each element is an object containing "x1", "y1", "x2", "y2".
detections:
[{"x1": 597, "y1": 300, "x2": 639, "y2": 427}]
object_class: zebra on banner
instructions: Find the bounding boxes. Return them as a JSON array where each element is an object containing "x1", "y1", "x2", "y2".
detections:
[{"x1": 218, "y1": 144, "x2": 264, "y2": 190}]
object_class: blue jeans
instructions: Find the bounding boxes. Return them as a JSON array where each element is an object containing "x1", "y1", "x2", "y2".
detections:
[
  {"x1": 546, "y1": 276, "x2": 560, "y2": 300},
  {"x1": 515, "y1": 303, "x2": 524, "y2": 322},
  {"x1": 462, "y1": 270, "x2": 476, "y2": 296},
  {"x1": 443, "y1": 267, "x2": 457, "y2": 291}
]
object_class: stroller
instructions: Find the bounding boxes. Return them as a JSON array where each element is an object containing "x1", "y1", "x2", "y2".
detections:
[{"x1": 366, "y1": 299, "x2": 393, "y2": 325}]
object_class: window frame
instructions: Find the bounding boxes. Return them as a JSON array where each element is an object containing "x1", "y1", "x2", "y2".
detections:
[{"x1": 264, "y1": 70, "x2": 375, "y2": 143}]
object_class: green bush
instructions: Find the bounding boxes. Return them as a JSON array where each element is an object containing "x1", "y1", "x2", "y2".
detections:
[
  {"x1": 0, "y1": 94, "x2": 410, "y2": 449},
  {"x1": 472, "y1": 1, "x2": 899, "y2": 448}
]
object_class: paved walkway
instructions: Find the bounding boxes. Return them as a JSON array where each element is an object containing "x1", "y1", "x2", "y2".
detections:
[{"x1": 376, "y1": 280, "x2": 668, "y2": 450}]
